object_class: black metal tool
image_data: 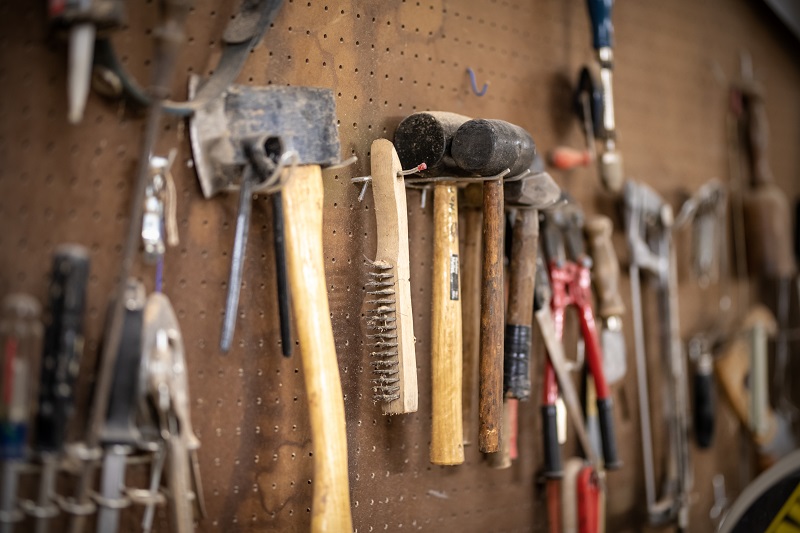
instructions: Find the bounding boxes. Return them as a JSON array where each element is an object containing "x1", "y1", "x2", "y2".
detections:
[
  {"x1": 47, "y1": 0, "x2": 125, "y2": 123},
  {"x1": 95, "y1": 279, "x2": 146, "y2": 533},
  {"x1": 0, "y1": 295, "x2": 43, "y2": 533},
  {"x1": 27, "y1": 246, "x2": 90, "y2": 533}
]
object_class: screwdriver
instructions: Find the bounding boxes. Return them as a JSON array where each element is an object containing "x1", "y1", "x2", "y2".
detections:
[
  {"x1": 30, "y1": 245, "x2": 90, "y2": 533},
  {"x1": 0, "y1": 295, "x2": 43, "y2": 533},
  {"x1": 585, "y1": 0, "x2": 624, "y2": 193},
  {"x1": 47, "y1": 0, "x2": 125, "y2": 123}
]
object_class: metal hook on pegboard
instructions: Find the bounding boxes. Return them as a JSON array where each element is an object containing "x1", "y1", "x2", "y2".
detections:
[{"x1": 467, "y1": 67, "x2": 488, "y2": 96}]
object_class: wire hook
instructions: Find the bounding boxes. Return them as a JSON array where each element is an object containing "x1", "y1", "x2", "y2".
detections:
[{"x1": 467, "y1": 67, "x2": 488, "y2": 97}]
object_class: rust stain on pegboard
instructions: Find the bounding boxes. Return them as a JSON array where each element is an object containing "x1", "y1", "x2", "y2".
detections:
[{"x1": 0, "y1": 0, "x2": 799, "y2": 532}]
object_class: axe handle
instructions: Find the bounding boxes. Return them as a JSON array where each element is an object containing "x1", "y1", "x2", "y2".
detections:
[
  {"x1": 479, "y1": 179, "x2": 504, "y2": 452},
  {"x1": 281, "y1": 165, "x2": 353, "y2": 532},
  {"x1": 431, "y1": 183, "x2": 465, "y2": 465}
]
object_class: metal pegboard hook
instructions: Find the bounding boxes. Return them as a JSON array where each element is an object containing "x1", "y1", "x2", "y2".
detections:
[
  {"x1": 467, "y1": 67, "x2": 488, "y2": 96},
  {"x1": 350, "y1": 162, "x2": 427, "y2": 202}
]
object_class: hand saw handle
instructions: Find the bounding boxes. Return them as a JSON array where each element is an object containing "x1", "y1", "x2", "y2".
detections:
[{"x1": 281, "y1": 165, "x2": 353, "y2": 532}]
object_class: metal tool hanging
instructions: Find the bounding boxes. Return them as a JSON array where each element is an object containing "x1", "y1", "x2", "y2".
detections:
[
  {"x1": 624, "y1": 180, "x2": 691, "y2": 530},
  {"x1": 0, "y1": 294, "x2": 43, "y2": 533}
]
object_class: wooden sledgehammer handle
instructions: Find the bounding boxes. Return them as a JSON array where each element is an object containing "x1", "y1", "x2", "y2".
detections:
[
  {"x1": 282, "y1": 166, "x2": 353, "y2": 532},
  {"x1": 431, "y1": 183, "x2": 465, "y2": 465}
]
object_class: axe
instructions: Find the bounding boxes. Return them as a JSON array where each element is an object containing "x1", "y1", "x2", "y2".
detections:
[{"x1": 190, "y1": 84, "x2": 351, "y2": 532}]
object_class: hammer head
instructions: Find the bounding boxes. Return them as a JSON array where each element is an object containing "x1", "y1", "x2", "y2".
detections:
[
  {"x1": 504, "y1": 170, "x2": 561, "y2": 209},
  {"x1": 189, "y1": 76, "x2": 341, "y2": 198}
]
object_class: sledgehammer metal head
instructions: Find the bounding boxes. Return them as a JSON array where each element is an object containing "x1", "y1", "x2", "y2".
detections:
[
  {"x1": 189, "y1": 78, "x2": 341, "y2": 198},
  {"x1": 504, "y1": 169, "x2": 561, "y2": 209}
]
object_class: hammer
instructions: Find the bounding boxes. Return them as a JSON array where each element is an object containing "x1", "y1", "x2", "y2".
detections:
[
  {"x1": 451, "y1": 119, "x2": 536, "y2": 453},
  {"x1": 395, "y1": 111, "x2": 470, "y2": 465},
  {"x1": 190, "y1": 84, "x2": 351, "y2": 531},
  {"x1": 503, "y1": 165, "x2": 561, "y2": 403}
]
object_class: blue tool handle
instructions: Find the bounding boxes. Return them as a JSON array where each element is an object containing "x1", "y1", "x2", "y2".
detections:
[
  {"x1": 34, "y1": 245, "x2": 90, "y2": 453},
  {"x1": 586, "y1": 0, "x2": 614, "y2": 49}
]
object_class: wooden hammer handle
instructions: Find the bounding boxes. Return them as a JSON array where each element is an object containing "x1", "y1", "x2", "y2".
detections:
[
  {"x1": 479, "y1": 178, "x2": 504, "y2": 452},
  {"x1": 503, "y1": 209, "x2": 539, "y2": 401},
  {"x1": 431, "y1": 183, "x2": 465, "y2": 465},
  {"x1": 282, "y1": 165, "x2": 353, "y2": 532},
  {"x1": 460, "y1": 195, "x2": 483, "y2": 447},
  {"x1": 585, "y1": 215, "x2": 625, "y2": 318}
]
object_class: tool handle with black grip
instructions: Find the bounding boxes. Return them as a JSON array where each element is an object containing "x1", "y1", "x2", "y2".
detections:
[
  {"x1": 504, "y1": 210, "x2": 539, "y2": 400},
  {"x1": 586, "y1": 0, "x2": 614, "y2": 50},
  {"x1": 34, "y1": 245, "x2": 90, "y2": 454},
  {"x1": 100, "y1": 280, "x2": 145, "y2": 446},
  {"x1": 694, "y1": 356, "x2": 715, "y2": 449}
]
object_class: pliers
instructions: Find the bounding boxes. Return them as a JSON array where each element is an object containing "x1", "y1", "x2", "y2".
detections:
[{"x1": 540, "y1": 200, "x2": 621, "y2": 477}]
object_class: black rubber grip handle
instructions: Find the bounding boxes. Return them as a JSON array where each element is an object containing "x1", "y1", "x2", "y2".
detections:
[
  {"x1": 541, "y1": 404, "x2": 563, "y2": 478},
  {"x1": 101, "y1": 281, "x2": 144, "y2": 446},
  {"x1": 693, "y1": 369, "x2": 715, "y2": 449},
  {"x1": 597, "y1": 397, "x2": 621, "y2": 470},
  {"x1": 34, "y1": 245, "x2": 90, "y2": 453},
  {"x1": 451, "y1": 119, "x2": 536, "y2": 177},
  {"x1": 503, "y1": 325, "x2": 531, "y2": 400}
]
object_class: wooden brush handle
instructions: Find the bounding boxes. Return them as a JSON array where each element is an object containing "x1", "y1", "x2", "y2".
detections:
[
  {"x1": 461, "y1": 187, "x2": 483, "y2": 446},
  {"x1": 371, "y1": 138, "x2": 418, "y2": 415},
  {"x1": 479, "y1": 179, "x2": 504, "y2": 452},
  {"x1": 282, "y1": 165, "x2": 353, "y2": 532},
  {"x1": 431, "y1": 183, "x2": 465, "y2": 465},
  {"x1": 585, "y1": 215, "x2": 625, "y2": 318}
]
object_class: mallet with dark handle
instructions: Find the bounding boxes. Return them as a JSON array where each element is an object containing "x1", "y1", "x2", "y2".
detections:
[
  {"x1": 395, "y1": 111, "x2": 470, "y2": 465},
  {"x1": 451, "y1": 118, "x2": 536, "y2": 453}
]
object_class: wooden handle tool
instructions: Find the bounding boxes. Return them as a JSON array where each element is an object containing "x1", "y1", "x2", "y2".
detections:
[
  {"x1": 503, "y1": 209, "x2": 539, "y2": 400},
  {"x1": 452, "y1": 118, "x2": 536, "y2": 453},
  {"x1": 395, "y1": 111, "x2": 470, "y2": 465},
  {"x1": 282, "y1": 165, "x2": 353, "y2": 531},
  {"x1": 585, "y1": 215, "x2": 626, "y2": 385},
  {"x1": 366, "y1": 139, "x2": 418, "y2": 415},
  {"x1": 740, "y1": 81, "x2": 797, "y2": 279},
  {"x1": 430, "y1": 183, "x2": 465, "y2": 464},
  {"x1": 460, "y1": 184, "x2": 483, "y2": 446}
]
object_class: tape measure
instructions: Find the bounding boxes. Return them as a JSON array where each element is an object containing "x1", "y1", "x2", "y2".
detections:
[{"x1": 720, "y1": 450, "x2": 800, "y2": 533}]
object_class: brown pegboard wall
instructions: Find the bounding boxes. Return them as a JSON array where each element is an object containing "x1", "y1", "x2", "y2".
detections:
[{"x1": 1, "y1": 1, "x2": 800, "y2": 532}]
